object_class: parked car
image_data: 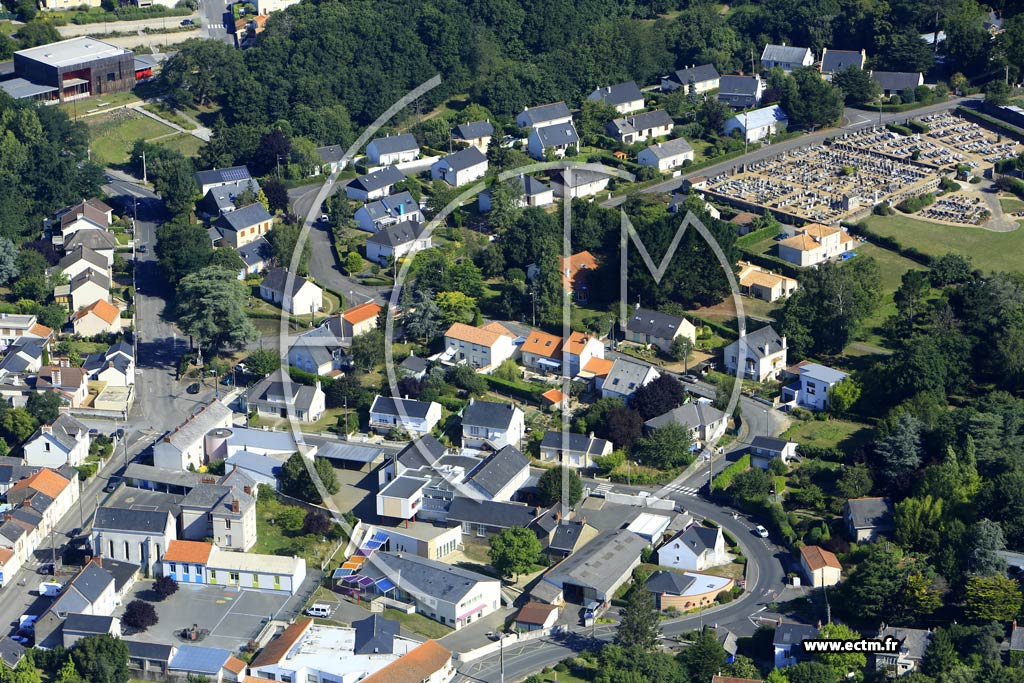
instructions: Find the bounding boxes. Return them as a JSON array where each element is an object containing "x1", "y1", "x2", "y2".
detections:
[
  {"x1": 36, "y1": 564, "x2": 54, "y2": 576},
  {"x1": 104, "y1": 478, "x2": 121, "y2": 493},
  {"x1": 754, "y1": 525, "x2": 769, "y2": 538},
  {"x1": 681, "y1": 374, "x2": 698, "y2": 384},
  {"x1": 138, "y1": 244, "x2": 147, "y2": 253},
  {"x1": 180, "y1": 18, "x2": 193, "y2": 24},
  {"x1": 319, "y1": 214, "x2": 329, "y2": 223},
  {"x1": 187, "y1": 383, "x2": 200, "y2": 395}
]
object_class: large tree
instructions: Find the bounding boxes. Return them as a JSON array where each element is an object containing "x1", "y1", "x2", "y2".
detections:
[
  {"x1": 634, "y1": 423, "x2": 693, "y2": 470},
  {"x1": 780, "y1": 67, "x2": 845, "y2": 130},
  {"x1": 678, "y1": 627, "x2": 728, "y2": 681},
  {"x1": 489, "y1": 526, "x2": 542, "y2": 580},
  {"x1": 70, "y1": 634, "x2": 130, "y2": 683},
  {"x1": 964, "y1": 574, "x2": 1023, "y2": 622},
  {"x1": 831, "y1": 65, "x2": 880, "y2": 105},
  {"x1": 615, "y1": 578, "x2": 661, "y2": 650},
  {"x1": 537, "y1": 466, "x2": 583, "y2": 508},
  {"x1": 814, "y1": 623, "x2": 867, "y2": 679},
  {"x1": 873, "y1": 413, "x2": 924, "y2": 493},
  {"x1": 175, "y1": 266, "x2": 259, "y2": 351},
  {"x1": 631, "y1": 374, "x2": 686, "y2": 421},
  {"x1": 155, "y1": 221, "x2": 212, "y2": 284}
]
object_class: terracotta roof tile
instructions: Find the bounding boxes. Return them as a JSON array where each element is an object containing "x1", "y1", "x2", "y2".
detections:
[
  {"x1": 223, "y1": 656, "x2": 246, "y2": 674},
  {"x1": 445, "y1": 322, "x2": 510, "y2": 347},
  {"x1": 564, "y1": 331, "x2": 598, "y2": 355},
  {"x1": 561, "y1": 251, "x2": 598, "y2": 290},
  {"x1": 342, "y1": 302, "x2": 382, "y2": 325},
  {"x1": 27, "y1": 323, "x2": 53, "y2": 339},
  {"x1": 800, "y1": 544, "x2": 841, "y2": 571},
  {"x1": 541, "y1": 389, "x2": 566, "y2": 405},
  {"x1": 516, "y1": 602, "x2": 558, "y2": 625},
  {"x1": 522, "y1": 330, "x2": 562, "y2": 359},
  {"x1": 359, "y1": 640, "x2": 452, "y2": 683},
  {"x1": 251, "y1": 618, "x2": 313, "y2": 668},
  {"x1": 74, "y1": 299, "x2": 120, "y2": 325},
  {"x1": 162, "y1": 540, "x2": 214, "y2": 565},
  {"x1": 8, "y1": 469, "x2": 70, "y2": 500},
  {"x1": 581, "y1": 357, "x2": 613, "y2": 377}
]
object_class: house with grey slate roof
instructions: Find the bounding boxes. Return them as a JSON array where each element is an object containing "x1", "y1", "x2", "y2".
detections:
[
  {"x1": 365, "y1": 134, "x2": 419, "y2": 166},
  {"x1": 0, "y1": 638, "x2": 25, "y2": 670},
  {"x1": 346, "y1": 165, "x2": 406, "y2": 202},
  {"x1": 625, "y1": 305, "x2": 696, "y2": 353},
  {"x1": 315, "y1": 145, "x2": 346, "y2": 175},
  {"x1": 465, "y1": 445, "x2": 530, "y2": 501},
  {"x1": 245, "y1": 368, "x2": 326, "y2": 423},
  {"x1": 258, "y1": 267, "x2": 324, "y2": 315},
  {"x1": 62, "y1": 613, "x2": 120, "y2": 648},
  {"x1": 606, "y1": 109, "x2": 674, "y2": 144},
  {"x1": 601, "y1": 358, "x2": 660, "y2": 403},
  {"x1": 774, "y1": 622, "x2": 819, "y2": 668},
  {"x1": 22, "y1": 414, "x2": 90, "y2": 468},
  {"x1": 750, "y1": 435, "x2": 798, "y2": 469},
  {"x1": 516, "y1": 102, "x2": 573, "y2": 130},
  {"x1": 354, "y1": 191, "x2": 423, "y2": 233},
  {"x1": 528, "y1": 122, "x2": 581, "y2": 160},
  {"x1": 180, "y1": 482, "x2": 256, "y2": 551},
  {"x1": 638, "y1": 137, "x2": 695, "y2": 171},
  {"x1": 479, "y1": 175, "x2": 553, "y2": 211},
  {"x1": 431, "y1": 146, "x2": 488, "y2": 187},
  {"x1": 820, "y1": 48, "x2": 867, "y2": 79},
  {"x1": 539, "y1": 431, "x2": 612, "y2": 469},
  {"x1": 587, "y1": 80, "x2": 645, "y2": 114},
  {"x1": 645, "y1": 402, "x2": 728, "y2": 443},
  {"x1": 661, "y1": 63, "x2": 720, "y2": 93},
  {"x1": 287, "y1": 325, "x2": 348, "y2": 376},
  {"x1": 844, "y1": 497, "x2": 894, "y2": 541},
  {"x1": 82, "y1": 340, "x2": 134, "y2": 387},
  {"x1": 447, "y1": 498, "x2": 544, "y2": 538},
  {"x1": 717, "y1": 74, "x2": 764, "y2": 109},
  {"x1": 377, "y1": 435, "x2": 447, "y2": 489},
  {"x1": 199, "y1": 178, "x2": 262, "y2": 217},
  {"x1": 870, "y1": 71, "x2": 924, "y2": 98},
  {"x1": 369, "y1": 395, "x2": 442, "y2": 436},
  {"x1": 365, "y1": 220, "x2": 431, "y2": 266},
  {"x1": 195, "y1": 166, "x2": 252, "y2": 196},
  {"x1": 657, "y1": 524, "x2": 727, "y2": 571},
  {"x1": 236, "y1": 235, "x2": 272, "y2": 278},
  {"x1": 761, "y1": 44, "x2": 814, "y2": 72},
  {"x1": 875, "y1": 626, "x2": 931, "y2": 675},
  {"x1": 551, "y1": 168, "x2": 610, "y2": 199},
  {"x1": 153, "y1": 400, "x2": 233, "y2": 471},
  {"x1": 452, "y1": 120, "x2": 495, "y2": 151},
  {"x1": 91, "y1": 508, "x2": 175, "y2": 575},
  {"x1": 214, "y1": 202, "x2": 273, "y2": 248},
  {"x1": 723, "y1": 325, "x2": 788, "y2": 381},
  {"x1": 460, "y1": 399, "x2": 524, "y2": 451}
]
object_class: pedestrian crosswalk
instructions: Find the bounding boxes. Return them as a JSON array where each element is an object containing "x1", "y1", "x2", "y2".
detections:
[
  {"x1": 592, "y1": 482, "x2": 614, "y2": 497},
  {"x1": 661, "y1": 482, "x2": 701, "y2": 496},
  {"x1": 207, "y1": 22, "x2": 224, "y2": 28}
]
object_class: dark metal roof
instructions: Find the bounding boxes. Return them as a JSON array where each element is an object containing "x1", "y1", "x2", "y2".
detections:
[
  {"x1": 645, "y1": 569, "x2": 696, "y2": 595},
  {"x1": 93, "y1": 507, "x2": 171, "y2": 533},
  {"x1": 447, "y1": 498, "x2": 538, "y2": 529},
  {"x1": 352, "y1": 614, "x2": 401, "y2": 655},
  {"x1": 587, "y1": 81, "x2": 643, "y2": 107},
  {"x1": 467, "y1": 445, "x2": 529, "y2": 498}
]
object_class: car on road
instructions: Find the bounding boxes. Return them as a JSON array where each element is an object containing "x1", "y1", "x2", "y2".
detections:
[
  {"x1": 104, "y1": 175, "x2": 114, "y2": 183},
  {"x1": 36, "y1": 564, "x2": 54, "y2": 576},
  {"x1": 138, "y1": 244, "x2": 147, "y2": 253},
  {"x1": 187, "y1": 383, "x2": 201, "y2": 394},
  {"x1": 319, "y1": 214, "x2": 329, "y2": 223},
  {"x1": 754, "y1": 524, "x2": 769, "y2": 538},
  {"x1": 104, "y1": 478, "x2": 121, "y2": 493},
  {"x1": 681, "y1": 374, "x2": 698, "y2": 384},
  {"x1": 112, "y1": 428, "x2": 124, "y2": 439},
  {"x1": 180, "y1": 18, "x2": 193, "y2": 24},
  {"x1": 234, "y1": 362, "x2": 247, "y2": 373},
  {"x1": 88, "y1": 428, "x2": 99, "y2": 436},
  {"x1": 485, "y1": 632, "x2": 500, "y2": 641}
]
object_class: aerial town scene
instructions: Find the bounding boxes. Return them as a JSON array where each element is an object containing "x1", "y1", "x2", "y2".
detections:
[{"x1": 0, "y1": 1, "x2": 1023, "y2": 682}]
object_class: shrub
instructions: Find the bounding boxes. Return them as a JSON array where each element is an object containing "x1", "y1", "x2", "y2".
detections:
[
  {"x1": 938, "y1": 177, "x2": 961, "y2": 193},
  {"x1": 123, "y1": 600, "x2": 158, "y2": 630},
  {"x1": 896, "y1": 193, "x2": 935, "y2": 213},
  {"x1": 711, "y1": 454, "x2": 751, "y2": 492},
  {"x1": 154, "y1": 575, "x2": 178, "y2": 600},
  {"x1": 907, "y1": 120, "x2": 929, "y2": 134},
  {"x1": 886, "y1": 123, "x2": 912, "y2": 136},
  {"x1": 716, "y1": 590, "x2": 735, "y2": 604}
]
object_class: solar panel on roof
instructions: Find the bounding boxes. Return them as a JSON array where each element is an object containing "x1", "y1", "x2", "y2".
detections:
[
  {"x1": 331, "y1": 568, "x2": 350, "y2": 579},
  {"x1": 221, "y1": 167, "x2": 249, "y2": 182},
  {"x1": 342, "y1": 575, "x2": 361, "y2": 584},
  {"x1": 375, "y1": 578, "x2": 395, "y2": 592}
]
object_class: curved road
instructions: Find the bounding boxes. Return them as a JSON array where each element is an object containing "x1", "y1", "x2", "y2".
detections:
[{"x1": 457, "y1": 494, "x2": 788, "y2": 683}]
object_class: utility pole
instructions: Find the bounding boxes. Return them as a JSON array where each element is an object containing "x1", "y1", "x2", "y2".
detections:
[
  {"x1": 499, "y1": 633, "x2": 504, "y2": 683},
  {"x1": 142, "y1": 150, "x2": 147, "y2": 184}
]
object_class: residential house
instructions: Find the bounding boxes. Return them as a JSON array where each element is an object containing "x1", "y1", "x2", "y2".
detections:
[
  {"x1": 287, "y1": 326, "x2": 347, "y2": 376},
  {"x1": 377, "y1": 475, "x2": 430, "y2": 520},
  {"x1": 539, "y1": 431, "x2": 612, "y2": 469},
  {"x1": 559, "y1": 251, "x2": 598, "y2": 302},
  {"x1": 461, "y1": 399, "x2": 525, "y2": 451},
  {"x1": 638, "y1": 138, "x2": 695, "y2": 172},
  {"x1": 447, "y1": 498, "x2": 544, "y2": 539},
  {"x1": 195, "y1": 166, "x2": 253, "y2": 196},
  {"x1": 366, "y1": 134, "x2": 419, "y2": 166},
  {"x1": 36, "y1": 364, "x2": 89, "y2": 407},
  {"x1": 800, "y1": 545, "x2": 841, "y2": 587},
  {"x1": 645, "y1": 402, "x2": 728, "y2": 443},
  {"x1": 224, "y1": 452, "x2": 281, "y2": 489},
  {"x1": 0, "y1": 639, "x2": 25, "y2": 670},
  {"x1": 452, "y1": 120, "x2": 495, "y2": 152},
  {"x1": 34, "y1": 557, "x2": 138, "y2": 649},
  {"x1": 516, "y1": 102, "x2": 573, "y2": 130},
  {"x1": 354, "y1": 191, "x2": 423, "y2": 233},
  {"x1": 82, "y1": 341, "x2": 135, "y2": 387},
  {"x1": 777, "y1": 223, "x2": 856, "y2": 267},
  {"x1": 369, "y1": 395, "x2": 442, "y2": 436},
  {"x1": 236, "y1": 236, "x2": 272, "y2": 279},
  {"x1": 258, "y1": 267, "x2": 324, "y2": 316},
  {"x1": 400, "y1": 354, "x2": 429, "y2": 380},
  {"x1": 870, "y1": 71, "x2": 924, "y2": 98},
  {"x1": 62, "y1": 613, "x2": 121, "y2": 648},
  {"x1": 760, "y1": 44, "x2": 814, "y2": 72},
  {"x1": 820, "y1": 48, "x2": 867, "y2": 80},
  {"x1": 0, "y1": 338, "x2": 47, "y2": 375},
  {"x1": 245, "y1": 369, "x2": 326, "y2": 423},
  {"x1": 180, "y1": 483, "x2": 256, "y2": 551},
  {"x1": 723, "y1": 325, "x2": 788, "y2": 381},
  {"x1": 153, "y1": 400, "x2": 233, "y2": 470},
  {"x1": 717, "y1": 75, "x2": 764, "y2": 109},
  {"x1": 749, "y1": 436, "x2": 798, "y2": 469},
  {"x1": 6, "y1": 468, "x2": 78, "y2": 536},
  {"x1": 56, "y1": 246, "x2": 110, "y2": 282},
  {"x1": 552, "y1": 169, "x2": 610, "y2": 199},
  {"x1": 463, "y1": 444, "x2": 530, "y2": 500},
  {"x1": 543, "y1": 529, "x2": 647, "y2": 603},
  {"x1": 781, "y1": 362, "x2": 850, "y2": 411},
  {"x1": 0, "y1": 314, "x2": 51, "y2": 348},
  {"x1": 1010, "y1": 624, "x2": 1024, "y2": 666},
  {"x1": 70, "y1": 299, "x2": 121, "y2": 336},
  {"x1": 55, "y1": 269, "x2": 110, "y2": 312},
  {"x1": 521, "y1": 330, "x2": 604, "y2": 376},
  {"x1": 774, "y1": 622, "x2": 819, "y2": 668},
  {"x1": 343, "y1": 639, "x2": 455, "y2": 683},
  {"x1": 64, "y1": 230, "x2": 116, "y2": 265},
  {"x1": 645, "y1": 570, "x2": 734, "y2": 611},
  {"x1": 606, "y1": 109, "x2": 674, "y2": 145},
  {"x1": 214, "y1": 203, "x2": 273, "y2": 249},
  {"x1": 845, "y1": 497, "x2": 894, "y2": 542},
  {"x1": 51, "y1": 199, "x2": 112, "y2": 247},
  {"x1": 199, "y1": 178, "x2": 262, "y2": 216},
  {"x1": 315, "y1": 145, "x2": 346, "y2": 175},
  {"x1": 545, "y1": 519, "x2": 599, "y2": 559},
  {"x1": 442, "y1": 322, "x2": 517, "y2": 373},
  {"x1": 377, "y1": 435, "x2": 447, "y2": 488},
  {"x1": 587, "y1": 81, "x2": 645, "y2": 114},
  {"x1": 23, "y1": 414, "x2": 90, "y2": 468},
  {"x1": 346, "y1": 166, "x2": 406, "y2": 202},
  {"x1": 661, "y1": 63, "x2": 720, "y2": 93},
  {"x1": 479, "y1": 175, "x2": 554, "y2": 211},
  {"x1": 724, "y1": 105, "x2": 789, "y2": 143},
  {"x1": 528, "y1": 123, "x2": 580, "y2": 160},
  {"x1": 359, "y1": 552, "x2": 502, "y2": 630},
  {"x1": 90, "y1": 507, "x2": 175, "y2": 575},
  {"x1": 601, "y1": 358, "x2": 660, "y2": 402},
  {"x1": 875, "y1": 627, "x2": 931, "y2": 676},
  {"x1": 657, "y1": 524, "x2": 728, "y2": 571},
  {"x1": 625, "y1": 305, "x2": 696, "y2": 353},
  {"x1": 341, "y1": 301, "x2": 382, "y2": 338},
  {"x1": 515, "y1": 603, "x2": 559, "y2": 632},
  {"x1": 366, "y1": 220, "x2": 431, "y2": 266},
  {"x1": 127, "y1": 641, "x2": 175, "y2": 679},
  {"x1": 737, "y1": 261, "x2": 798, "y2": 302}
]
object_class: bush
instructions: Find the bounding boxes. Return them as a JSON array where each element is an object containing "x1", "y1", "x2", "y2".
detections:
[
  {"x1": 716, "y1": 590, "x2": 735, "y2": 604},
  {"x1": 938, "y1": 177, "x2": 961, "y2": 193},
  {"x1": 907, "y1": 120, "x2": 929, "y2": 134},
  {"x1": 872, "y1": 201, "x2": 895, "y2": 216},
  {"x1": 896, "y1": 193, "x2": 935, "y2": 213},
  {"x1": 76, "y1": 463, "x2": 98, "y2": 481},
  {"x1": 886, "y1": 123, "x2": 912, "y2": 136},
  {"x1": 996, "y1": 175, "x2": 1024, "y2": 198},
  {"x1": 154, "y1": 575, "x2": 178, "y2": 600},
  {"x1": 711, "y1": 454, "x2": 751, "y2": 492},
  {"x1": 123, "y1": 600, "x2": 158, "y2": 630}
]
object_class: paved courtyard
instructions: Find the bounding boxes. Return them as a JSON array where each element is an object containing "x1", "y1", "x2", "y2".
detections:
[{"x1": 117, "y1": 574, "x2": 318, "y2": 651}]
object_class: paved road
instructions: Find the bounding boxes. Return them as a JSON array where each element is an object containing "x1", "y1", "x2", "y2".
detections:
[
  {"x1": 199, "y1": 0, "x2": 234, "y2": 45},
  {"x1": 56, "y1": 13, "x2": 198, "y2": 37},
  {"x1": 456, "y1": 493, "x2": 789, "y2": 683},
  {"x1": 288, "y1": 183, "x2": 392, "y2": 306},
  {"x1": 600, "y1": 95, "x2": 983, "y2": 208}
]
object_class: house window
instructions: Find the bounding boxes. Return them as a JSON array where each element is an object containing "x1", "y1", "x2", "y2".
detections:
[
  {"x1": 230, "y1": 572, "x2": 239, "y2": 583},
  {"x1": 307, "y1": 675, "x2": 317, "y2": 683},
  {"x1": 169, "y1": 563, "x2": 176, "y2": 573},
  {"x1": 274, "y1": 575, "x2": 281, "y2": 589},
  {"x1": 806, "y1": 382, "x2": 817, "y2": 395},
  {"x1": 124, "y1": 541, "x2": 130, "y2": 559},
  {"x1": 109, "y1": 540, "x2": 114, "y2": 556},
  {"x1": 107, "y1": 72, "x2": 115, "y2": 82},
  {"x1": 44, "y1": 442, "x2": 50, "y2": 452},
  {"x1": 225, "y1": 520, "x2": 231, "y2": 530}
]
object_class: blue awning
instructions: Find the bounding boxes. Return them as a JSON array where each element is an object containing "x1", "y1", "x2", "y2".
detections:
[
  {"x1": 332, "y1": 568, "x2": 351, "y2": 579},
  {"x1": 375, "y1": 578, "x2": 396, "y2": 592},
  {"x1": 363, "y1": 540, "x2": 383, "y2": 550},
  {"x1": 537, "y1": 358, "x2": 561, "y2": 368},
  {"x1": 371, "y1": 532, "x2": 389, "y2": 543}
]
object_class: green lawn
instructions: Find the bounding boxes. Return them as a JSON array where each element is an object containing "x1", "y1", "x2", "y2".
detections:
[
  {"x1": 848, "y1": 242, "x2": 927, "y2": 348},
  {"x1": 251, "y1": 495, "x2": 337, "y2": 567},
  {"x1": 85, "y1": 110, "x2": 176, "y2": 166},
  {"x1": 863, "y1": 214, "x2": 1024, "y2": 274},
  {"x1": 155, "y1": 131, "x2": 206, "y2": 158},
  {"x1": 782, "y1": 418, "x2": 874, "y2": 453},
  {"x1": 1000, "y1": 196, "x2": 1024, "y2": 214},
  {"x1": 63, "y1": 90, "x2": 142, "y2": 118},
  {"x1": 382, "y1": 609, "x2": 453, "y2": 639},
  {"x1": 142, "y1": 102, "x2": 197, "y2": 130}
]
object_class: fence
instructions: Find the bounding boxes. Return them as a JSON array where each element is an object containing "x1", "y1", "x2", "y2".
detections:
[
  {"x1": 453, "y1": 626, "x2": 566, "y2": 664},
  {"x1": 605, "y1": 491, "x2": 674, "y2": 510}
]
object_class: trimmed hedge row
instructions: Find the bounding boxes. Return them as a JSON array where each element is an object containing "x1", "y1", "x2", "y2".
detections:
[
  {"x1": 996, "y1": 175, "x2": 1024, "y2": 199},
  {"x1": 907, "y1": 120, "x2": 930, "y2": 134},
  {"x1": 886, "y1": 123, "x2": 913, "y2": 136},
  {"x1": 958, "y1": 106, "x2": 1024, "y2": 141},
  {"x1": 484, "y1": 375, "x2": 546, "y2": 404},
  {"x1": 737, "y1": 251, "x2": 802, "y2": 280},
  {"x1": 795, "y1": 444, "x2": 845, "y2": 461},
  {"x1": 846, "y1": 221, "x2": 934, "y2": 267},
  {"x1": 735, "y1": 223, "x2": 781, "y2": 249},
  {"x1": 711, "y1": 453, "x2": 750, "y2": 492}
]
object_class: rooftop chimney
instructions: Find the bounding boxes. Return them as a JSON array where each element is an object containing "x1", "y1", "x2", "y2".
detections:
[{"x1": 231, "y1": 499, "x2": 240, "y2": 513}]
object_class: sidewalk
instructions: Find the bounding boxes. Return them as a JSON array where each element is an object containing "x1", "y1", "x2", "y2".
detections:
[
  {"x1": 57, "y1": 13, "x2": 198, "y2": 37},
  {"x1": 131, "y1": 101, "x2": 212, "y2": 142}
]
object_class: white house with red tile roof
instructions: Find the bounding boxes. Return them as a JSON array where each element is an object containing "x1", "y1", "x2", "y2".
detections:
[
  {"x1": 341, "y1": 301, "x2": 382, "y2": 338},
  {"x1": 442, "y1": 322, "x2": 516, "y2": 372},
  {"x1": 71, "y1": 299, "x2": 121, "y2": 336}
]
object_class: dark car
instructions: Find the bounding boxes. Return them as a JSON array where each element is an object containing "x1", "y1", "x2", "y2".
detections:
[
  {"x1": 104, "y1": 478, "x2": 121, "y2": 493},
  {"x1": 138, "y1": 244, "x2": 147, "y2": 253},
  {"x1": 180, "y1": 18, "x2": 193, "y2": 25},
  {"x1": 36, "y1": 564, "x2": 54, "y2": 576},
  {"x1": 187, "y1": 383, "x2": 201, "y2": 395}
]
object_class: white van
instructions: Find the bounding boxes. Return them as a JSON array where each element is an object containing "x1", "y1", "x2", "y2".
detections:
[{"x1": 306, "y1": 603, "x2": 332, "y2": 618}]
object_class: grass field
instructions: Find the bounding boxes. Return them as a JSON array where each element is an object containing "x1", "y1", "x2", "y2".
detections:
[
  {"x1": 156, "y1": 133, "x2": 205, "y2": 158},
  {"x1": 142, "y1": 102, "x2": 197, "y2": 130},
  {"x1": 863, "y1": 214, "x2": 1024, "y2": 274},
  {"x1": 382, "y1": 608, "x2": 452, "y2": 639},
  {"x1": 782, "y1": 418, "x2": 874, "y2": 453},
  {"x1": 847, "y1": 242, "x2": 927, "y2": 348},
  {"x1": 63, "y1": 90, "x2": 142, "y2": 118},
  {"x1": 1000, "y1": 197, "x2": 1024, "y2": 214},
  {"x1": 85, "y1": 110, "x2": 175, "y2": 166}
]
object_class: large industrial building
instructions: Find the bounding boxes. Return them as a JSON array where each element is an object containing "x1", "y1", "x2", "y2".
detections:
[{"x1": 0, "y1": 37, "x2": 144, "y2": 104}]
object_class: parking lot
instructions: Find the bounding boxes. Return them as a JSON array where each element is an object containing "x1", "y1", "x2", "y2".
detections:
[{"x1": 117, "y1": 581, "x2": 299, "y2": 651}]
